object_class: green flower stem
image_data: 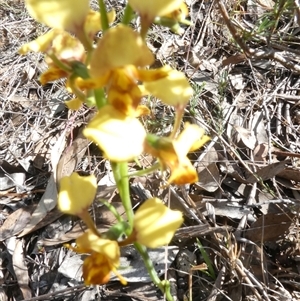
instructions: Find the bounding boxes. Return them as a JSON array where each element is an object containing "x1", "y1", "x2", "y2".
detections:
[
  {"x1": 122, "y1": 4, "x2": 134, "y2": 25},
  {"x1": 93, "y1": 88, "x2": 107, "y2": 109},
  {"x1": 111, "y1": 162, "x2": 134, "y2": 234},
  {"x1": 101, "y1": 200, "x2": 123, "y2": 223},
  {"x1": 134, "y1": 242, "x2": 174, "y2": 301},
  {"x1": 48, "y1": 54, "x2": 72, "y2": 73},
  {"x1": 68, "y1": 73, "x2": 86, "y2": 102},
  {"x1": 98, "y1": 0, "x2": 109, "y2": 31},
  {"x1": 128, "y1": 162, "x2": 160, "y2": 177}
]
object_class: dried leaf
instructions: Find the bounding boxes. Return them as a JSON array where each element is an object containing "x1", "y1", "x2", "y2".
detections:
[
  {"x1": 0, "y1": 160, "x2": 26, "y2": 191},
  {"x1": 56, "y1": 127, "x2": 90, "y2": 181},
  {"x1": 251, "y1": 111, "x2": 268, "y2": 144},
  {"x1": 200, "y1": 200, "x2": 253, "y2": 220},
  {"x1": 277, "y1": 167, "x2": 300, "y2": 182},
  {"x1": 18, "y1": 174, "x2": 57, "y2": 237},
  {"x1": 253, "y1": 143, "x2": 268, "y2": 162},
  {"x1": 0, "y1": 207, "x2": 32, "y2": 241},
  {"x1": 233, "y1": 125, "x2": 256, "y2": 150},
  {"x1": 13, "y1": 239, "x2": 31, "y2": 299},
  {"x1": 195, "y1": 163, "x2": 220, "y2": 192},
  {"x1": 245, "y1": 161, "x2": 287, "y2": 183},
  {"x1": 245, "y1": 211, "x2": 294, "y2": 242},
  {"x1": 229, "y1": 74, "x2": 246, "y2": 90}
]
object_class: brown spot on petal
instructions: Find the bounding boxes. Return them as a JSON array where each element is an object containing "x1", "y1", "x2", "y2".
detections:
[{"x1": 40, "y1": 68, "x2": 68, "y2": 85}]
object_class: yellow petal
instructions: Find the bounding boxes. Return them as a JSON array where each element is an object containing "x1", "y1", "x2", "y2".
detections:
[
  {"x1": 107, "y1": 90, "x2": 138, "y2": 116},
  {"x1": 82, "y1": 251, "x2": 126, "y2": 285},
  {"x1": 65, "y1": 98, "x2": 82, "y2": 110},
  {"x1": 83, "y1": 253, "x2": 112, "y2": 285},
  {"x1": 168, "y1": 158, "x2": 198, "y2": 184},
  {"x1": 51, "y1": 32, "x2": 85, "y2": 61},
  {"x1": 137, "y1": 65, "x2": 172, "y2": 82},
  {"x1": 40, "y1": 66, "x2": 68, "y2": 85},
  {"x1": 134, "y1": 198, "x2": 183, "y2": 248},
  {"x1": 164, "y1": 2, "x2": 189, "y2": 21},
  {"x1": 128, "y1": 0, "x2": 183, "y2": 19},
  {"x1": 76, "y1": 74, "x2": 109, "y2": 90},
  {"x1": 84, "y1": 9, "x2": 116, "y2": 38},
  {"x1": 25, "y1": 0, "x2": 89, "y2": 32},
  {"x1": 135, "y1": 105, "x2": 150, "y2": 117},
  {"x1": 83, "y1": 106, "x2": 146, "y2": 162},
  {"x1": 144, "y1": 69, "x2": 193, "y2": 106},
  {"x1": 19, "y1": 29, "x2": 59, "y2": 54},
  {"x1": 175, "y1": 123, "x2": 210, "y2": 157},
  {"x1": 76, "y1": 230, "x2": 120, "y2": 264},
  {"x1": 58, "y1": 173, "x2": 97, "y2": 215},
  {"x1": 90, "y1": 25, "x2": 154, "y2": 77},
  {"x1": 107, "y1": 69, "x2": 142, "y2": 115}
]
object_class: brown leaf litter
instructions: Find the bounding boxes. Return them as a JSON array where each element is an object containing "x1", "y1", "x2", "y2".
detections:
[{"x1": 1, "y1": 0, "x2": 300, "y2": 300}]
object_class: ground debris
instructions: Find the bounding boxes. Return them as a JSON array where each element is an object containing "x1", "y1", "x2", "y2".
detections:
[{"x1": 1, "y1": 0, "x2": 300, "y2": 300}]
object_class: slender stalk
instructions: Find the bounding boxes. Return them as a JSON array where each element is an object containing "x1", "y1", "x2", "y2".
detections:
[
  {"x1": 111, "y1": 162, "x2": 134, "y2": 234},
  {"x1": 98, "y1": 0, "x2": 109, "y2": 31},
  {"x1": 48, "y1": 53, "x2": 72, "y2": 73},
  {"x1": 79, "y1": 210, "x2": 102, "y2": 237},
  {"x1": 101, "y1": 200, "x2": 123, "y2": 223},
  {"x1": 134, "y1": 242, "x2": 174, "y2": 301},
  {"x1": 169, "y1": 106, "x2": 184, "y2": 139},
  {"x1": 94, "y1": 88, "x2": 107, "y2": 109},
  {"x1": 128, "y1": 162, "x2": 160, "y2": 177},
  {"x1": 122, "y1": 4, "x2": 134, "y2": 25},
  {"x1": 68, "y1": 73, "x2": 86, "y2": 102}
]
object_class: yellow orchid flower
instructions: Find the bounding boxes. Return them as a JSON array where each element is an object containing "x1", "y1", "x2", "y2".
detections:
[
  {"x1": 20, "y1": 7, "x2": 115, "y2": 55},
  {"x1": 90, "y1": 25, "x2": 154, "y2": 77},
  {"x1": 86, "y1": 25, "x2": 154, "y2": 115},
  {"x1": 145, "y1": 123, "x2": 210, "y2": 184},
  {"x1": 128, "y1": 0, "x2": 184, "y2": 20},
  {"x1": 25, "y1": 0, "x2": 89, "y2": 33},
  {"x1": 157, "y1": 2, "x2": 190, "y2": 35},
  {"x1": 133, "y1": 198, "x2": 183, "y2": 248},
  {"x1": 20, "y1": 30, "x2": 86, "y2": 85},
  {"x1": 20, "y1": 5, "x2": 115, "y2": 103},
  {"x1": 76, "y1": 64, "x2": 171, "y2": 116},
  {"x1": 164, "y1": 2, "x2": 189, "y2": 22},
  {"x1": 83, "y1": 105, "x2": 146, "y2": 162},
  {"x1": 143, "y1": 68, "x2": 193, "y2": 107},
  {"x1": 58, "y1": 172, "x2": 97, "y2": 216},
  {"x1": 19, "y1": 26, "x2": 85, "y2": 60},
  {"x1": 77, "y1": 25, "x2": 192, "y2": 115},
  {"x1": 74, "y1": 230, "x2": 126, "y2": 285}
]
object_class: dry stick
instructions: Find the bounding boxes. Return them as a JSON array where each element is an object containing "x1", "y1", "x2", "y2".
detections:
[
  {"x1": 206, "y1": 265, "x2": 228, "y2": 301},
  {"x1": 195, "y1": 0, "x2": 215, "y2": 50},
  {"x1": 21, "y1": 285, "x2": 86, "y2": 301},
  {"x1": 216, "y1": 0, "x2": 300, "y2": 74},
  {"x1": 236, "y1": 183, "x2": 256, "y2": 237},
  {"x1": 169, "y1": 186, "x2": 203, "y2": 224},
  {"x1": 235, "y1": 260, "x2": 272, "y2": 301},
  {"x1": 215, "y1": 3, "x2": 274, "y2": 289},
  {"x1": 179, "y1": 184, "x2": 208, "y2": 224}
]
